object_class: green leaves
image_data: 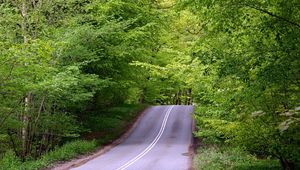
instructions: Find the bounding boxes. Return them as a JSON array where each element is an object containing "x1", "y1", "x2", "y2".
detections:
[
  {"x1": 0, "y1": 0, "x2": 173, "y2": 161},
  {"x1": 41, "y1": 66, "x2": 109, "y2": 106},
  {"x1": 181, "y1": 0, "x2": 300, "y2": 168}
]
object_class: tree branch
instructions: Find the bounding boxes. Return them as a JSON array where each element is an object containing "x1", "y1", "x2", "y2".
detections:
[{"x1": 245, "y1": 4, "x2": 300, "y2": 28}]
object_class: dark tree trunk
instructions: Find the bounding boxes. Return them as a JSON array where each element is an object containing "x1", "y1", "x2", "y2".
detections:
[{"x1": 280, "y1": 157, "x2": 295, "y2": 170}]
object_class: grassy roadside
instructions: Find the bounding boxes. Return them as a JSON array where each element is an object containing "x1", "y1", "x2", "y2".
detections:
[
  {"x1": 194, "y1": 145, "x2": 281, "y2": 170},
  {"x1": 0, "y1": 104, "x2": 147, "y2": 170}
]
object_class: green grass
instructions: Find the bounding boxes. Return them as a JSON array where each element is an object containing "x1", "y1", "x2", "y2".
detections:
[{"x1": 194, "y1": 146, "x2": 281, "y2": 170}]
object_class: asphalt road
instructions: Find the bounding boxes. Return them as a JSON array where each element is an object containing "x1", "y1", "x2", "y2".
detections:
[{"x1": 72, "y1": 105, "x2": 194, "y2": 170}]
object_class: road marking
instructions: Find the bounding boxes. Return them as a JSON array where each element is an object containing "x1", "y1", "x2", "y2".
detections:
[{"x1": 116, "y1": 106, "x2": 175, "y2": 170}]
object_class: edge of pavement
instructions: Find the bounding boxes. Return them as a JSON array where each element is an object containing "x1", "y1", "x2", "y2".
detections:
[{"x1": 189, "y1": 105, "x2": 198, "y2": 170}]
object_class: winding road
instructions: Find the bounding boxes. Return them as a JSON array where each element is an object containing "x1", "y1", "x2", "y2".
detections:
[{"x1": 72, "y1": 105, "x2": 194, "y2": 170}]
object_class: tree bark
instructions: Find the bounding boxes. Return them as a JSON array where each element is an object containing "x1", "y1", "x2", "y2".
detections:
[
  {"x1": 280, "y1": 157, "x2": 295, "y2": 170},
  {"x1": 21, "y1": 0, "x2": 29, "y2": 43},
  {"x1": 22, "y1": 92, "x2": 32, "y2": 159}
]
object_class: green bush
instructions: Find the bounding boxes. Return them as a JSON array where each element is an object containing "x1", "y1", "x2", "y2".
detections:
[
  {"x1": 195, "y1": 117, "x2": 238, "y2": 144},
  {"x1": 0, "y1": 140, "x2": 97, "y2": 170},
  {"x1": 194, "y1": 146, "x2": 280, "y2": 170},
  {"x1": 44, "y1": 140, "x2": 97, "y2": 162},
  {"x1": 0, "y1": 150, "x2": 22, "y2": 170},
  {"x1": 195, "y1": 105, "x2": 300, "y2": 169},
  {"x1": 234, "y1": 113, "x2": 300, "y2": 169}
]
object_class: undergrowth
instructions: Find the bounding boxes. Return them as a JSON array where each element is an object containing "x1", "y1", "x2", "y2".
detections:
[
  {"x1": 194, "y1": 146, "x2": 281, "y2": 170},
  {"x1": 0, "y1": 104, "x2": 147, "y2": 170},
  {"x1": 0, "y1": 140, "x2": 97, "y2": 170}
]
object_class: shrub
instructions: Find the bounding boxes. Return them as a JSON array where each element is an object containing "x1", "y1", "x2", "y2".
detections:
[
  {"x1": 0, "y1": 140, "x2": 97, "y2": 170},
  {"x1": 194, "y1": 146, "x2": 280, "y2": 170},
  {"x1": 234, "y1": 113, "x2": 300, "y2": 169},
  {"x1": 194, "y1": 116, "x2": 239, "y2": 144},
  {"x1": 0, "y1": 150, "x2": 22, "y2": 170},
  {"x1": 44, "y1": 140, "x2": 97, "y2": 162}
]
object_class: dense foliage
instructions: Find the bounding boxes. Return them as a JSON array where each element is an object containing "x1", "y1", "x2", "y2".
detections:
[
  {"x1": 0, "y1": 0, "x2": 299, "y2": 169},
  {"x1": 179, "y1": 0, "x2": 300, "y2": 169},
  {"x1": 0, "y1": 0, "x2": 167, "y2": 163}
]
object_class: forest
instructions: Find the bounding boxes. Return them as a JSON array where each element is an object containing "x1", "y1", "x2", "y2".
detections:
[{"x1": 0, "y1": 0, "x2": 299, "y2": 169}]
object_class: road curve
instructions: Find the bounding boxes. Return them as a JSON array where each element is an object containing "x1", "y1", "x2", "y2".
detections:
[{"x1": 72, "y1": 105, "x2": 194, "y2": 170}]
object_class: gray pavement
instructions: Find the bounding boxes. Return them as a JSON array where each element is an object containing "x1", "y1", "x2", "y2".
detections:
[{"x1": 72, "y1": 105, "x2": 194, "y2": 170}]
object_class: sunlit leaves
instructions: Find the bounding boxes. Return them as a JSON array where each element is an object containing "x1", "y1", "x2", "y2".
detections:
[{"x1": 181, "y1": 0, "x2": 300, "y2": 167}]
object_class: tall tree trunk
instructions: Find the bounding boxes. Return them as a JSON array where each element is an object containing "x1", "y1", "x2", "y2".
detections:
[
  {"x1": 177, "y1": 90, "x2": 182, "y2": 105},
  {"x1": 21, "y1": 0, "x2": 28, "y2": 43},
  {"x1": 187, "y1": 88, "x2": 192, "y2": 105},
  {"x1": 22, "y1": 92, "x2": 32, "y2": 159},
  {"x1": 20, "y1": 0, "x2": 31, "y2": 159},
  {"x1": 139, "y1": 88, "x2": 147, "y2": 104}
]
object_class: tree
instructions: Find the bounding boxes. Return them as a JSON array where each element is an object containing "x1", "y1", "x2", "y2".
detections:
[
  {"x1": 180, "y1": 0, "x2": 300, "y2": 169},
  {"x1": 0, "y1": 0, "x2": 107, "y2": 159}
]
